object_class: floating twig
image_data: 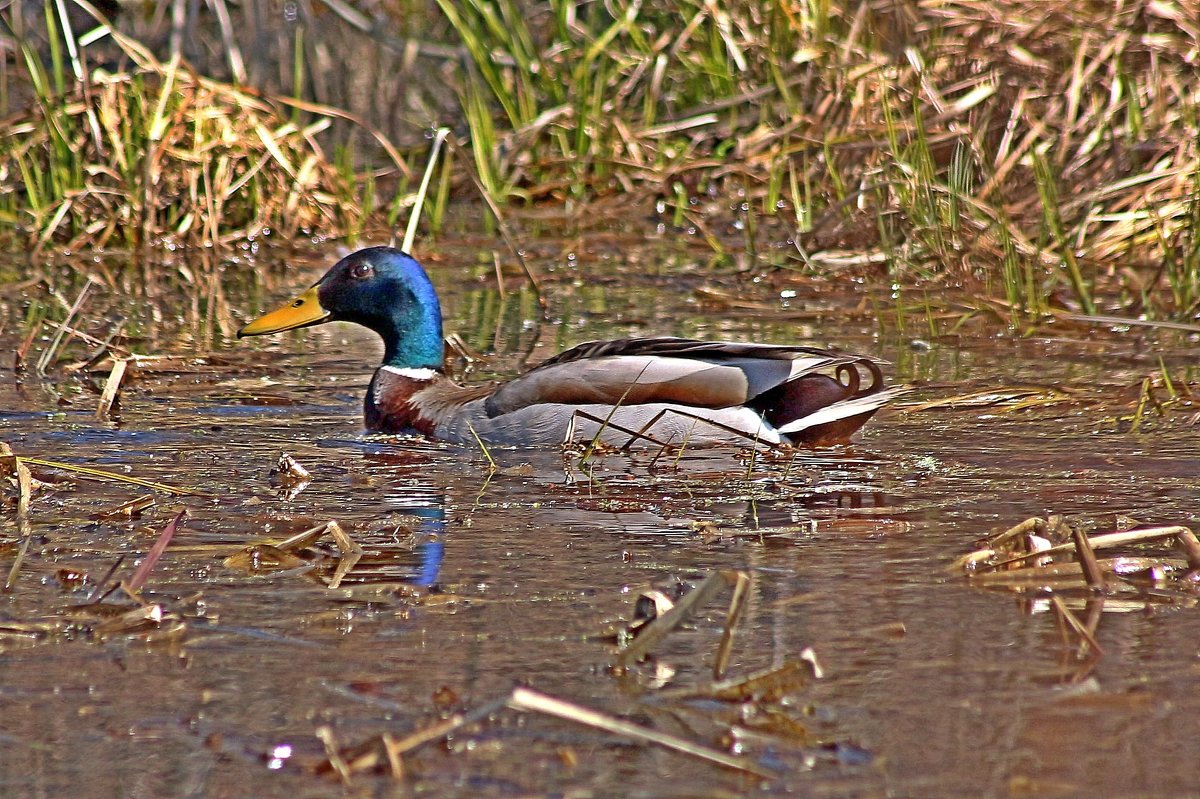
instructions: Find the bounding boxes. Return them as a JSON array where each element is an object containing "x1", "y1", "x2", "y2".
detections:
[
  {"x1": 0, "y1": 442, "x2": 33, "y2": 516},
  {"x1": 273, "y1": 521, "x2": 345, "y2": 552},
  {"x1": 961, "y1": 517, "x2": 1200, "y2": 612},
  {"x1": 617, "y1": 571, "x2": 738, "y2": 667},
  {"x1": 4, "y1": 525, "x2": 32, "y2": 593},
  {"x1": 16, "y1": 455, "x2": 210, "y2": 497},
  {"x1": 969, "y1": 557, "x2": 1188, "y2": 588},
  {"x1": 127, "y1": 509, "x2": 186, "y2": 593},
  {"x1": 507, "y1": 686, "x2": 772, "y2": 778},
  {"x1": 315, "y1": 726, "x2": 352, "y2": 784},
  {"x1": 93, "y1": 494, "x2": 156, "y2": 520},
  {"x1": 88, "y1": 555, "x2": 127, "y2": 603},
  {"x1": 225, "y1": 521, "x2": 361, "y2": 587},
  {"x1": 659, "y1": 658, "x2": 819, "y2": 702},
  {"x1": 379, "y1": 733, "x2": 405, "y2": 780},
  {"x1": 1071, "y1": 526, "x2": 1105, "y2": 591},
  {"x1": 713, "y1": 570, "x2": 751, "y2": 680},
  {"x1": 975, "y1": 525, "x2": 1200, "y2": 573},
  {"x1": 95, "y1": 357, "x2": 127, "y2": 419},
  {"x1": 326, "y1": 523, "x2": 364, "y2": 590}
]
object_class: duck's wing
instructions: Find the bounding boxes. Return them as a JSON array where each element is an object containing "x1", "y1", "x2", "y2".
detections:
[{"x1": 483, "y1": 337, "x2": 875, "y2": 417}]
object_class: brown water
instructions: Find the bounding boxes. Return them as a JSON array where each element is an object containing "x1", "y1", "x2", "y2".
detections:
[{"x1": 2, "y1": 239, "x2": 1200, "y2": 798}]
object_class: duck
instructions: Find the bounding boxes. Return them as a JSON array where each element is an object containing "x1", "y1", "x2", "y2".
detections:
[{"x1": 237, "y1": 246, "x2": 904, "y2": 448}]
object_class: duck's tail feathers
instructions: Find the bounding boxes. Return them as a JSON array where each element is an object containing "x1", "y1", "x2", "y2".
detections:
[{"x1": 778, "y1": 385, "x2": 910, "y2": 440}]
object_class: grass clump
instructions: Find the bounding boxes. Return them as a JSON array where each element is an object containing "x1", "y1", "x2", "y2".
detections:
[{"x1": 0, "y1": 2, "x2": 395, "y2": 257}]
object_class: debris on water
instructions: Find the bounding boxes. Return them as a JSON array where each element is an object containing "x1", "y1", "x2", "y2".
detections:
[
  {"x1": 312, "y1": 696, "x2": 509, "y2": 781},
  {"x1": 273, "y1": 453, "x2": 312, "y2": 483},
  {"x1": 317, "y1": 686, "x2": 775, "y2": 780},
  {"x1": 0, "y1": 501, "x2": 195, "y2": 647},
  {"x1": 0, "y1": 594, "x2": 188, "y2": 651},
  {"x1": 222, "y1": 545, "x2": 308, "y2": 575},
  {"x1": 314, "y1": 726, "x2": 353, "y2": 783},
  {"x1": 713, "y1": 570, "x2": 752, "y2": 679},
  {"x1": 595, "y1": 570, "x2": 867, "y2": 768},
  {"x1": 1, "y1": 448, "x2": 208, "y2": 497},
  {"x1": 127, "y1": 509, "x2": 186, "y2": 594},
  {"x1": 615, "y1": 571, "x2": 738, "y2": 667},
  {"x1": 270, "y1": 453, "x2": 312, "y2": 499},
  {"x1": 88, "y1": 555, "x2": 128, "y2": 603},
  {"x1": 905, "y1": 386, "x2": 1084, "y2": 413},
  {"x1": 222, "y1": 520, "x2": 385, "y2": 590},
  {"x1": 309, "y1": 561, "x2": 863, "y2": 786},
  {"x1": 94, "y1": 357, "x2": 128, "y2": 419},
  {"x1": 54, "y1": 568, "x2": 90, "y2": 592},
  {"x1": 92, "y1": 494, "x2": 157, "y2": 520},
  {"x1": 634, "y1": 587, "x2": 679, "y2": 626},
  {"x1": 506, "y1": 686, "x2": 774, "y2": 777},
  {"x1": 727, "y1": 708, "x2": 817, "y2": 750},
  {"x1": 0, "y1": 442, "x2": 34, "y2": 516},
  {"x1": 593, "y1": 581, "x2": 686, "y2": 645},
  {"x1": 658, "y1": 657, "x2": 821, "y2": 703},
  {"x1": 431, "y1": 685, "x2": 461, "y2": 713},
  {"x1": 89, "y1": 602, "x2": 178, "y2": 641},
  {"x1": 958, "y1": 515, "x2": 1200, "y2": 608}
]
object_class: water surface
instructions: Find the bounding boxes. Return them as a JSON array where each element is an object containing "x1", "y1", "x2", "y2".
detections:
[{"x1": 2, "y1": 239, "x2": 1199, "y2": 798}]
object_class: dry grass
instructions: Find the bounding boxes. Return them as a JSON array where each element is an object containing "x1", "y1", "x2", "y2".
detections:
[
  {"x1": 0, "y1": 2, "x2": 405, "y2": 258},
  {"x1": 2, "y1": 1, "x2": 1199, "y2": 317},
  {"x1": 436, "y1": 0, "x2": 1200, "y2": 314}
]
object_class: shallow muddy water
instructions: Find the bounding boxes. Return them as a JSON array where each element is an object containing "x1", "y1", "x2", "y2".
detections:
[{"x1": 2, "y1": 239, "x2": 1200, "y2": 798}]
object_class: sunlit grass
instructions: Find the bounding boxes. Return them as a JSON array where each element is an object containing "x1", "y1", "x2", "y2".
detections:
[
  {"x1": 428, "y1": 0, "x2": 1199, "y2": 319},
  {"x1": 2, "y1": 0, "x2": 1199, "y2": 322},
  {"x1": 0, "y1": 1, "x2": 404, "y2": 265}
]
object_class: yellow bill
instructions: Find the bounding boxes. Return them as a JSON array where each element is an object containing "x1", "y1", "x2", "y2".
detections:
[{"x1": 237, "y1": 285, "x2": 329, "y2": 337}]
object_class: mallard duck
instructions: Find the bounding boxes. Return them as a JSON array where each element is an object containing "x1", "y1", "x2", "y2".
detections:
[{"x1": 237, "y1": 246, "x2": 903, "y2": 448}]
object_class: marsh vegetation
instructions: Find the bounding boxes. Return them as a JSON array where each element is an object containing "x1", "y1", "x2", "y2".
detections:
[
  {"x1": 2, "y1": 1, "x2": 1198, "y2": 320},
  {"x1": 3, "y1": 2, "x2": 1200, "y2": 797}
]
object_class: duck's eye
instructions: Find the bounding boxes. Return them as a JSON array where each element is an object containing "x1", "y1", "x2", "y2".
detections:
[{"x1": 350, "y1": 262, "x2": 374, "y2": 280}]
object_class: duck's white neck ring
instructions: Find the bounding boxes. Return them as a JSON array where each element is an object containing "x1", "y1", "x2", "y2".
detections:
[{"x1": 379, "y1": 366, "x2": 439, "y2": 380}]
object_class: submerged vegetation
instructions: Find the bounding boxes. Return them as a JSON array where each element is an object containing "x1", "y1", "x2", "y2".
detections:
[{"x1": 1, "y1": 0, "x2": 1199, "y2": 319}]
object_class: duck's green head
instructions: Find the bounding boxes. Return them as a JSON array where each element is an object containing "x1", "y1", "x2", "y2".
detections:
[{"x1": 237, "y1": 247, "x2": 444, "y2": 369}]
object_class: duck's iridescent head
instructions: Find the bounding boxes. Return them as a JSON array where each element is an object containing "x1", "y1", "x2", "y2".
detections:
[{"x1": 237, "y1": 246, "x2": 444, "y2": 369}]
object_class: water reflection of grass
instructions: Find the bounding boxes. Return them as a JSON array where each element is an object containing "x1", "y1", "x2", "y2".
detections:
[{"x1": 2, "y1": 1, "x2": 1199, "y2": 321}]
